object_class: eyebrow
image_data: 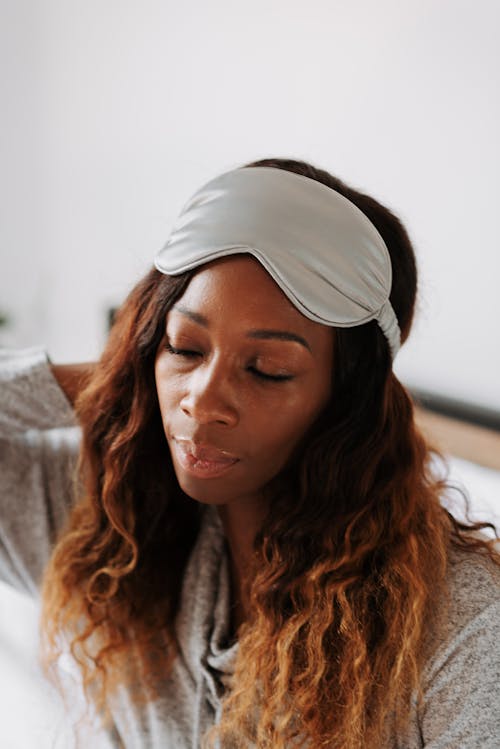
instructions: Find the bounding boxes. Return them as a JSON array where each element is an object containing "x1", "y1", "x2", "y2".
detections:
[{"x1": 171, "y1": 304, "x2": 312, "y2": 352}]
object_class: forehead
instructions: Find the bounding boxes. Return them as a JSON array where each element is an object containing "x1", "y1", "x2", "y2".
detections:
[{"x1": 173, "y1": 255, "x2": 331, "y2": 337}]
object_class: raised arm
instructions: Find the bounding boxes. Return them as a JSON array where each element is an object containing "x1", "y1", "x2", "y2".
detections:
[{"x1": 0, "y1": 348, "x2": 93, "y2": 593}]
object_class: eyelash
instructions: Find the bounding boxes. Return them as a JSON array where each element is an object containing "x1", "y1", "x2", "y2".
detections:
[{"x1": 164, "y1": 343, "x2": 293, "y2": 382}]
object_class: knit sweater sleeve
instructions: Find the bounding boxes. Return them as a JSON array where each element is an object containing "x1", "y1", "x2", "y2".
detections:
[{"x1": 0, "y1": 347, "x2": 80, "y2": 594}]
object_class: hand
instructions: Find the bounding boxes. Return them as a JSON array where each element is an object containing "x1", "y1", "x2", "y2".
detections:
[{"x1": 51, "y1": 363, "x2": 96, "y2": 406}]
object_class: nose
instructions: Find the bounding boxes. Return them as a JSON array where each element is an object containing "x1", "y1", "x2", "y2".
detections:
[{"x1": 180, "y1": 360, "x2": 239, "y2": 427}]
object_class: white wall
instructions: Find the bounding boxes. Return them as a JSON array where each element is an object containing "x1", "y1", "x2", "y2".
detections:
[{"x1": 1, "y1": 0, "x2": 499, "y2": 409}]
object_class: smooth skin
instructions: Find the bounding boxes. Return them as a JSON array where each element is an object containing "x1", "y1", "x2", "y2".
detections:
[{"x1": 154, "y1": 255, "x2": 334, "y2": 630}]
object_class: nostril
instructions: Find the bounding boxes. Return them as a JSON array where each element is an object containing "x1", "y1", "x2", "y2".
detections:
[{"x1": 180, "y1": 392, "x2": 238, "y2": 427}]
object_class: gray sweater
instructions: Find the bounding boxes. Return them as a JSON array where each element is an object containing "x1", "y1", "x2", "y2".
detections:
[{"x1": 1, "y1": 346, "x2": 499, "y2": 748}]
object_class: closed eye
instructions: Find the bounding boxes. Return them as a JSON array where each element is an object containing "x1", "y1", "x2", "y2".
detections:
[
  {"x1": 247, "y1": 367, "x2": 293, "y2": 382},
  {"x1": 164, "y1": 343, "x2": 293, "y2": 382},
  {"x1": 164, "y1": 343, "x2": 200, "y2": 358}
]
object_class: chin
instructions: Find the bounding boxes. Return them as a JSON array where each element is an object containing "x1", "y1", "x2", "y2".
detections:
[
  {"x1": 181, "y1": 486, "x2": 231, "y2": 506},
  {"x1": 174, "y1": 473, "x2": 239, "y2": 506}
]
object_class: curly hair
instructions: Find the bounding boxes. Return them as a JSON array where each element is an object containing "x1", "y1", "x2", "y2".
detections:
[{"x1": 40, "y1": 158, "x2": 499, "y2": 747}]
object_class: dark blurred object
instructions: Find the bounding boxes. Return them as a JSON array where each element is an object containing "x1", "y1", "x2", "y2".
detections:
[
  {"x1": 410, "y1": 388, "x2": 500, "y2": 433},
  {"x1": 107, "y1": 307, "x2": 118, "y2": 331}
]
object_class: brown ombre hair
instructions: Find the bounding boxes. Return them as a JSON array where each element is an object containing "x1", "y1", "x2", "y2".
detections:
[{"x1": 40, "y1": 158, "x2": 499, "y2": 748}]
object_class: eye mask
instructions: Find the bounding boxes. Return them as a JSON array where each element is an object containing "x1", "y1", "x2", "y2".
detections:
[{"x1": 155, "y1": 166, "x2": 401, "y2": 358}]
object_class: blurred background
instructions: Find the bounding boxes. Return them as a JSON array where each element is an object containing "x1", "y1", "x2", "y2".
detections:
[
  {"x1": 1, "y1": 0, "x2": 499, "y2": 410},
  {"x1": 0, "y1": 1, "x2": 499, "y2": 747}
]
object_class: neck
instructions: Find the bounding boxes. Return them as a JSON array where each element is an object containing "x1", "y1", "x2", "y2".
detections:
[{"x1": 217, "y1": 495, "x2": 267, "y2": 633}]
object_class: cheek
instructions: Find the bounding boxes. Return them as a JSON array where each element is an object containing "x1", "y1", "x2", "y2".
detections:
[
  {"x1": 281, "y1": 389, "x2": 329, "y2": 454},
  {"x1": 156, "y1": 389, "x2": 180, "y2": 433},
  {"x1": 249, "y1": 391, "x2": 327, "y2": 460},
  {"x1": 155, "y1": 360, "x2": 182, "y2": 419},
  {"x1": 276, "y1": 382, "x2": 330, "y2": 428}
]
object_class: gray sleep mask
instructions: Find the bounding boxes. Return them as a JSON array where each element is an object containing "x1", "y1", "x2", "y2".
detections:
[{"x1": 155, "y1": 166, "x2": 401, "y2": 358}]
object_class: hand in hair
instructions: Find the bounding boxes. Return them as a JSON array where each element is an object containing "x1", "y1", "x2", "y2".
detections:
[{"x1": 51, "y1": 362, "x2": 95, "y2": 406}]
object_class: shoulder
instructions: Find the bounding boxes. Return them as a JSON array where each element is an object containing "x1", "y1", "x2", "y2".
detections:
[
  {"x1": 412, "y1": 543, "x2": 500, "y2": 746},
  {"x1": 425, "y1": 536, "x2": 500, "y2": 681},
  {"x1": 441, "y1": 542, "x2": 500, "y2": 633}
]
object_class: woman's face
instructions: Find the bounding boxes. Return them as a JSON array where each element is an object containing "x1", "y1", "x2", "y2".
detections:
[{"x1": 154, "y1": 255, "x2": 334, "y2": 508}]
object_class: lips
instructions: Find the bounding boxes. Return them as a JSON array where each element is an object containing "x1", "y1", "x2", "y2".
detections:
[
  {"x1": 177, "y1": 440, "x2": 238, "y2": 462},
  {"x1": 171, "y1": 438, "x2": 240, "y2": 479}
]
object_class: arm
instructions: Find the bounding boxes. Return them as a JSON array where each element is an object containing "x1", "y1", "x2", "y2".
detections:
[
  {"x1": 0, "y1": 348, "x2": 90, "y2": 593},
  {"x1": 0, "y1": 348, "x2": 78, "y2": 435}
]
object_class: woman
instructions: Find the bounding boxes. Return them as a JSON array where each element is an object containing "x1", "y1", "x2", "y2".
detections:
[{"x1": 1, "y1": 158, "x2": 499, "y2": 748}]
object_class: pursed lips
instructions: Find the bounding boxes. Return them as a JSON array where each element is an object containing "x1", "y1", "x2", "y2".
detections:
[{"x1": 172, "y1": 438, "x2": 240, "y2": 464}]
